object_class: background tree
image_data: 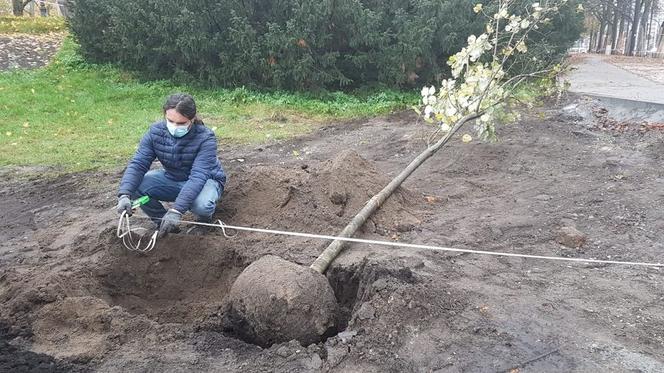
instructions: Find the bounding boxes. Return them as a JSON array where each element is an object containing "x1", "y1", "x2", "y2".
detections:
[
  {"x1": 584, "y1": 0, "x2": 662, "y2": 55},
  {"x1": 12, "y1": 0, "x2": 31, "y2": 16}
]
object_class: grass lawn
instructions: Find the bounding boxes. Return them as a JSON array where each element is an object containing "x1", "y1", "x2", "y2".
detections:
[
  {"x1": 0, "y1": 15, "x2": 67, "y2": 33},
  {"x1": 0, "y1": 38, "x2": 416, "y2": 171}
]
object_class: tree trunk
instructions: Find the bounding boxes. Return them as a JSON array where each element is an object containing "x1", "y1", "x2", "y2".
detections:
[
  {"x1": 617, "y1": 0, "x2": 632, "y2": 54},
  {"x1": 12, "y1": 0, "x2": 24, "y2": 16},
  {"x1": 616, "y1": 16, "x2": 625, "y2": 52},
  {"x1": 310, "y1": 114, "x2": 481, "y2": 274},
  {"x1": 610, "y1": 6, "x2": 620, "y2": 52},
  {"x1": 645, "y1": 0, "x2": 656, "y2": 51},
  {"x1": 602, "y1": 2, "x2": 614, "y2": 52},
  {"x1": 589, "y1": 24, "x2": 597, "y2": 52},
  {"x1": 39, "y1": 1, "x2": 48, "y2": 17},
  {"x1": 637, "y1": 0, "x2": 652, "y2": 54},
  {"x1": 627, "y1": 0, "x2": 644, "y2": 55},
  {"x1": 11, "y1": 0, "x2": 32, "y2": 16},
  {"x1": 658, "y1": 22, "x2": 664, "y2": 53},
  {"x1": 597, "y1": 21, "x2": 606, "y2": 53},
  {"x1": 646, "y1": 0, "x2": 658, "y2": 50},
  {"x1": 603, "y1": 24, "x2": 612, "y2": 51}
]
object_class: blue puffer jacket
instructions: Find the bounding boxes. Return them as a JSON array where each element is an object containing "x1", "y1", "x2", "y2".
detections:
[{"x1": 118, "y1": 121, "x2": 226, "y2": 213}]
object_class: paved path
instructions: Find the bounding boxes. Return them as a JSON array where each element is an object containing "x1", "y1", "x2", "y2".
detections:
[
  {"x1": 0, "y1": 33, "x2": 64, "y2": 71},
  {"x1": 567, "y1": 56, "x2": 664, "y2": 105}
]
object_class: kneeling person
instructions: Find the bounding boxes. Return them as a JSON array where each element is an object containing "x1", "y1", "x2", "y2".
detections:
[{"x1": 116, "y1": 93, "x2": 226, "y2": 237}]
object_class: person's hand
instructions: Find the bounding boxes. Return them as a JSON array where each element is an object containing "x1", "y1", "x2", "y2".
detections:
[
  {"x1": 117, "y1": 195, "x2": 133, "y2": 216},
  {"x1": 158, "y1": 209, "x2": 182, "y2": 238}
]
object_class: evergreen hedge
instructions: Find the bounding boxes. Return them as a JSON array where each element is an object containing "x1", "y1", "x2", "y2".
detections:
[{"x1": 68, "y1": 0, "x2": 582, "y2": 90}]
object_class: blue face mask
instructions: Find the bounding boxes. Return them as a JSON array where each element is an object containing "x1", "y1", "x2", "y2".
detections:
[{"x1": 166, "y1": 119, "x2": 190, "y2": 138}]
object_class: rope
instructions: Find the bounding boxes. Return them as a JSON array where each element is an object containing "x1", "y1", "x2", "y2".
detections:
[
  {"x1": 123, "y1": 214, "x2": 664, "y2": 268},
  {"x1": 116, "y1": 211, "x2": 158, "y2": 253}
]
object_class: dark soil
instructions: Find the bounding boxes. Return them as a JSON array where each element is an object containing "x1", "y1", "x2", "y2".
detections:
[
  {"x1": 0, "y1": 321, "x2": 88, "y2": 373},
  {"x1": 0, "y1": 94, "x2": 663, "y2": 372}
]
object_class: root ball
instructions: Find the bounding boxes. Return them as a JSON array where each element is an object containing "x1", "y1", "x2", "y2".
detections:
[{"x1": 225, "y1": 255, "x2": 338, "y2": 347}]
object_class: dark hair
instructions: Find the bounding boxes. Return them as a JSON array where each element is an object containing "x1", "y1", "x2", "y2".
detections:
[{"x1": 163, "y1": 93, "x2": 202, "y2": 124}]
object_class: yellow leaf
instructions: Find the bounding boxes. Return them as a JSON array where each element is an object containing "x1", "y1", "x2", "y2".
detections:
[
  {"x1": 31, "y1": 88, "x2": 35, "y2": 94},
  {"x1": 5, "y1": 131, "x2": 12, "y2": 136},
  {"x1": 462, "y1": 134, "x2": 473, "y2": 143},
  {"x1": 23, "y1": 122, "x2": 29, "y2": 128}
]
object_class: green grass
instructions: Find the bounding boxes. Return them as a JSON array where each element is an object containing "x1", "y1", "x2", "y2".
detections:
[
  {"x1": 0, "y1": 38, "x2": 416, "y2": 171},
  {"x1": 0, "y1": 16, "x2": 66, "y2": 34}
]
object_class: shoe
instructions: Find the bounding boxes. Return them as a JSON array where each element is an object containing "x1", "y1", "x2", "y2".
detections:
[
  {"x1": 185, "y1": 225, "x2": 211, "y2": 236},
  {"x1": 185, "y1": 217, "x2": 214, "y2": 236}
]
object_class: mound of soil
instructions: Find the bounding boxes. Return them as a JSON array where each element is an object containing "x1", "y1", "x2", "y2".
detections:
[{"x1": 220, "y1": 150, "x2": 422, "y2": 239}]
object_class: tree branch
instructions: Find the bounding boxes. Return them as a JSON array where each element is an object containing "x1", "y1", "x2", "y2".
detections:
[{"x1": 310, "y1": 112, "x2": 482, "y2": 274}]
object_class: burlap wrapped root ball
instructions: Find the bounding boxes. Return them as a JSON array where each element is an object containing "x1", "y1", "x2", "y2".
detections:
[{"x1": 225, "y1": 255, "x2": 338, "y2": 347}]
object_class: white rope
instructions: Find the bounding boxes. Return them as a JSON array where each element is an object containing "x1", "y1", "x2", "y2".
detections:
[
  {"x1": 116, "y1": 211, "x2": 157, "y2": 253},
  {"x1": 124, "y1": 215, "x2": 664, "y2": 268}
]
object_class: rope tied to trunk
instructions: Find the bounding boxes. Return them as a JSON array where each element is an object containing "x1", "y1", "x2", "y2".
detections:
[{"x1": 117, "y1": 214, "x2": 664, "y2": 268}]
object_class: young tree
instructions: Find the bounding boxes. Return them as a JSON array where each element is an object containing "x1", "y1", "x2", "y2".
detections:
[
  {"x1": 311, "y1": 0, "x2": 577, "y2": 273},
  {"x1": 227, "y1": 0, "x2": 582, "y2": 349}
]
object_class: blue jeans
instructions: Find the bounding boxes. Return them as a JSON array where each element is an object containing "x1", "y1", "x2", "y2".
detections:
[{"x1": 131, "y1": 169, "x2": 223, "y2": 224}]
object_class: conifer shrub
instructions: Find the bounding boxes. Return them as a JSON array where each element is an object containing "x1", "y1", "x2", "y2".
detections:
[{"x1": 68, "y1": 0, "x2": 582, "y2": 90}]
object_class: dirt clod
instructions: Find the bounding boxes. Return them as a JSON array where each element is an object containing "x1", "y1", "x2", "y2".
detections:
[
  {"x1": 556, "y1": 226, "x2": 587, "y2": 248},
  {"x1": 356, "y1": 303, "x2": 375, "y2": 320},
  {"x1": 224, "y1": 255, "x2": 338, "y2": 347}
]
